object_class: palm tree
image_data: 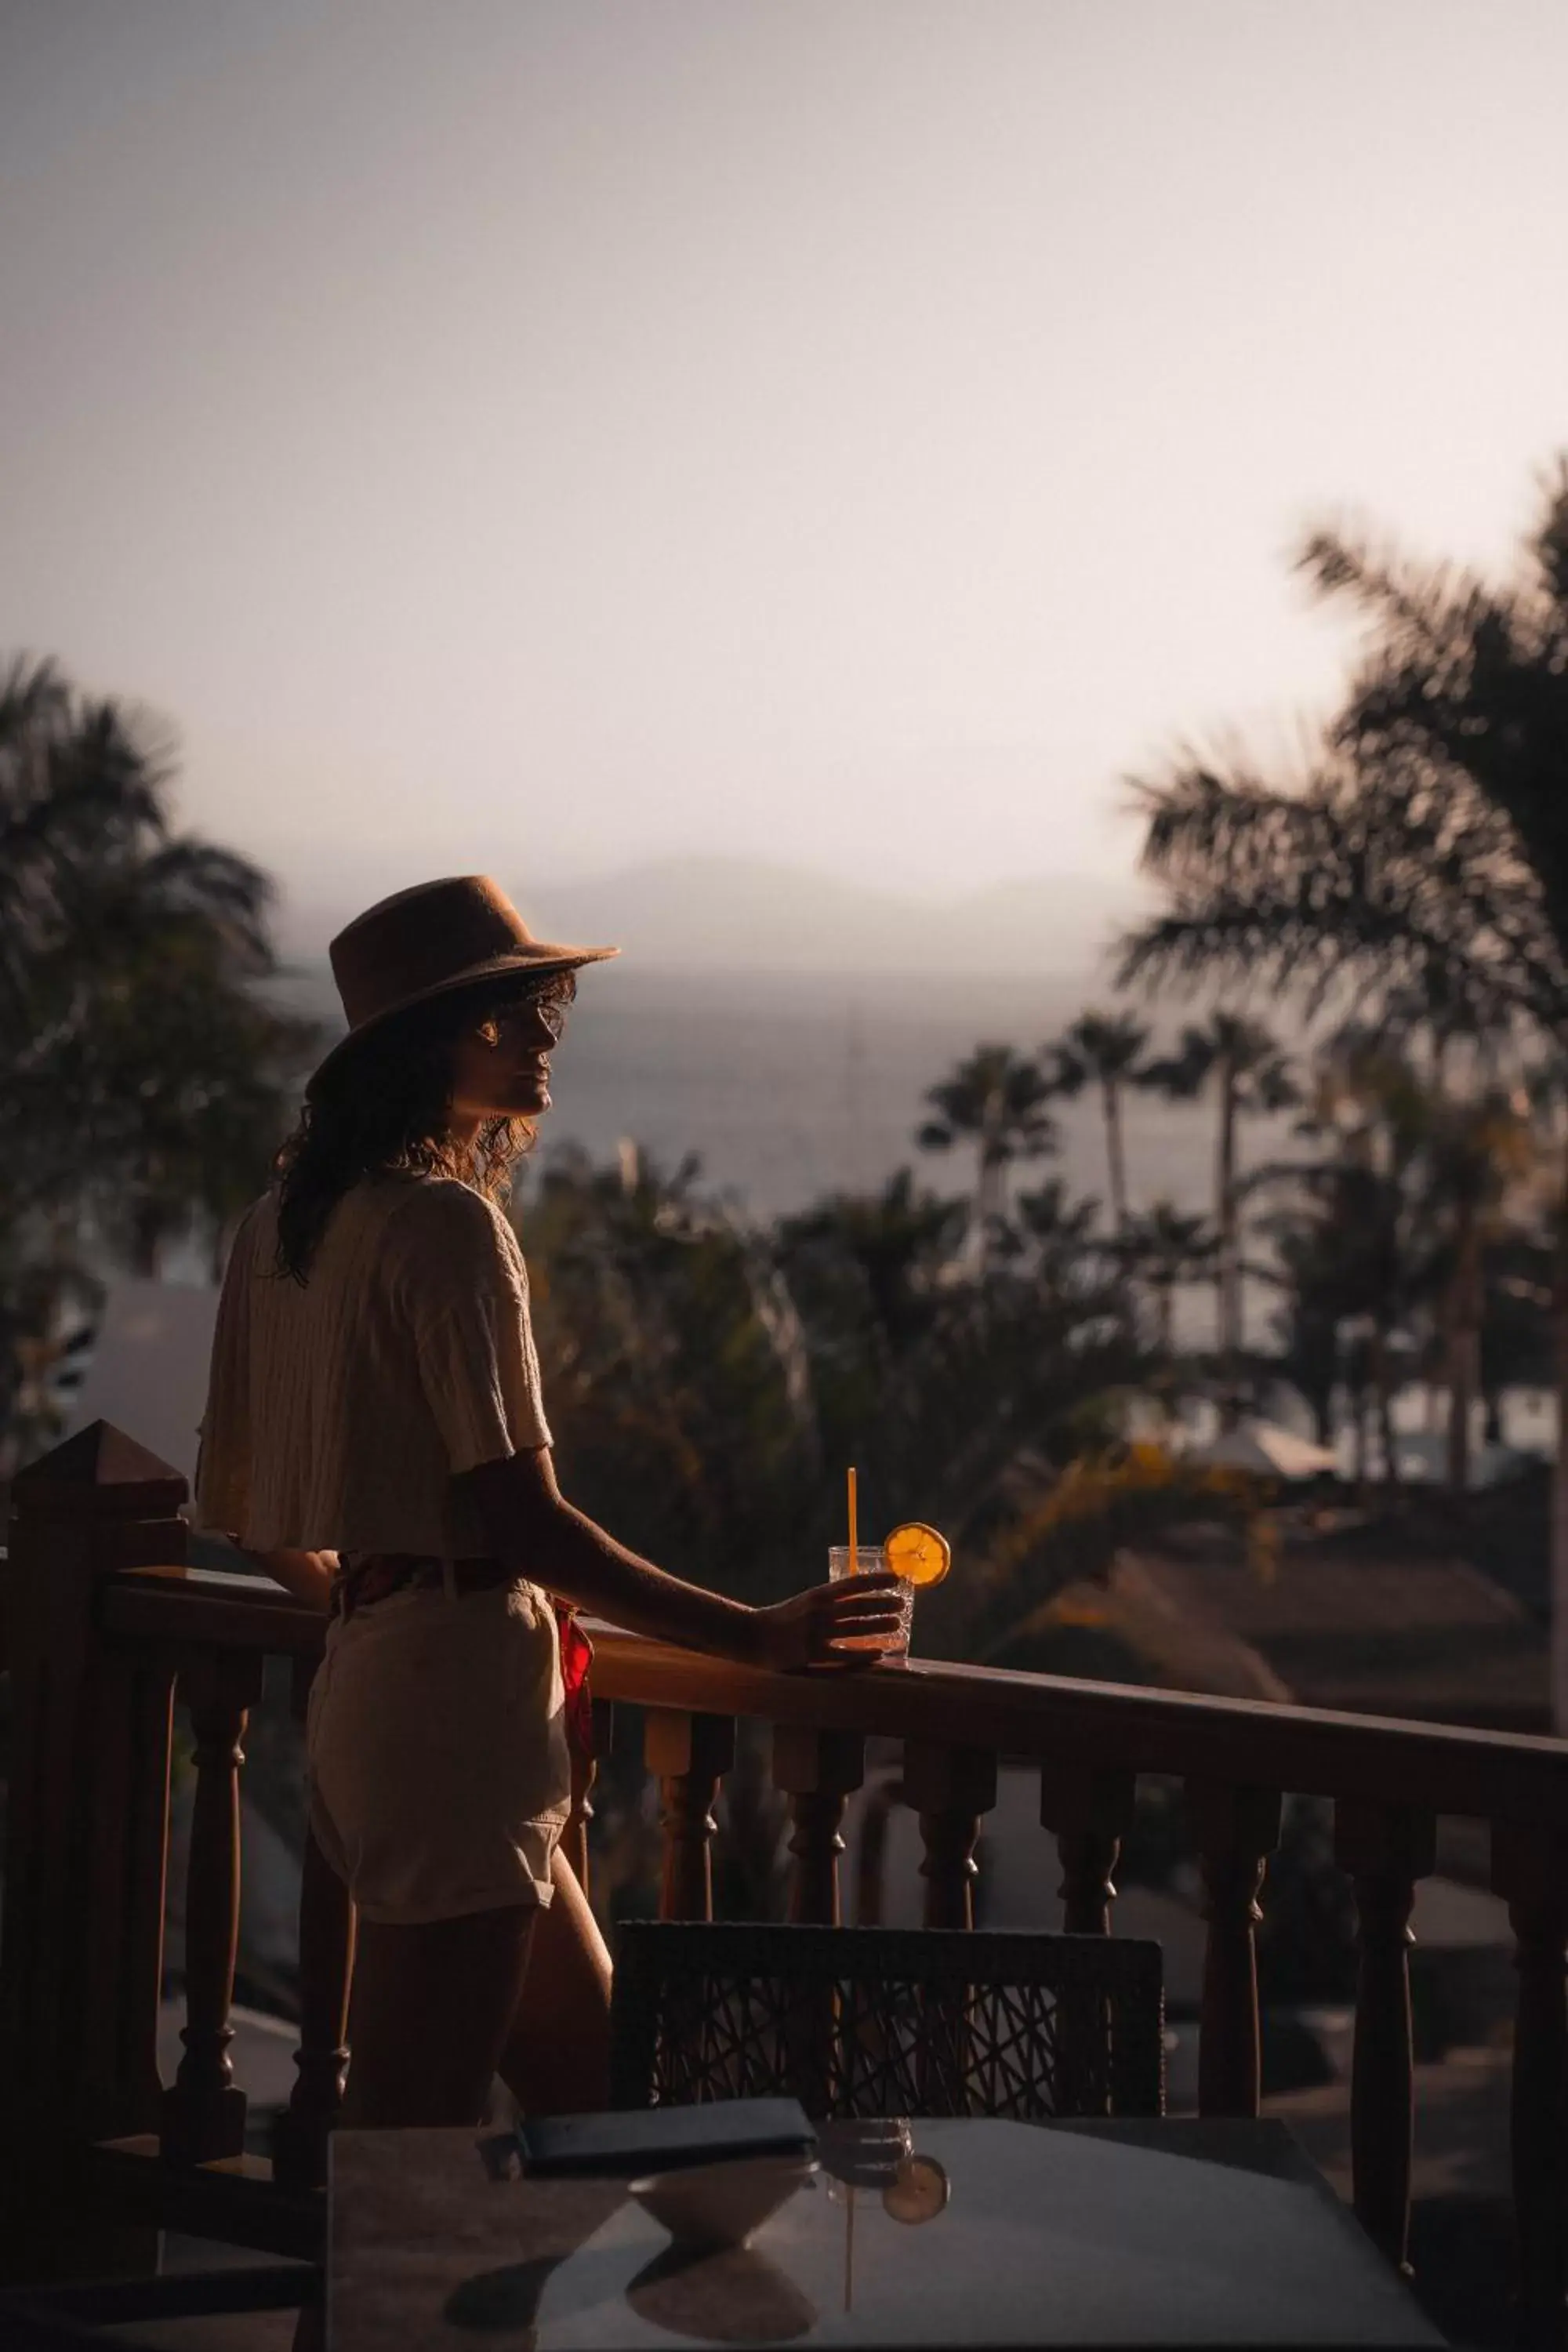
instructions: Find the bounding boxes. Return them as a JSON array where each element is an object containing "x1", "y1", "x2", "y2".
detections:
[
  {"x1": 1256, "y1": 1037, "x2": 1543, "y2": 1492},
  {"x1": 1419, "y1": 1087, "x2": 1537, "y2": 1494},
  {"x1": 1044, "y1": 1011, "x2": 1152, "y2": 1232},
  {"x1": 1012, "y1": 1176, "x2": 1105, "y2": 1290},
  {"x1": 1267, "y1": 1039, "x2": 1434, "y2": 1485},
  {"x1": 780, "y1": 1168, "x2": 967, "y2": 1355},
  {"x1": 916, "y1": 1044, "x2": 1058, "y2": 1261},
  {"x1": 1117, "y1": 1200, "x2": 1219, "y2": 1355},
  {"x1": 1262, "y1": 1216, "x2": 1347, "y2": 1453},
  {"x1": 1119, "y1": 463, "x2": 1568, "y2": 1707},
  {"x1": 1, "y1": 655, "x2": 272, "y2": 1021},
  {"x1": 1142, "y1": 1014, "x2": 1298, "y2": 1403},
  {"x1": 0, "y1": 653, "x2": 314, "y2": 1461}
]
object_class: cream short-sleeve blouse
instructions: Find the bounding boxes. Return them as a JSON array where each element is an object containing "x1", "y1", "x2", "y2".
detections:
[{"x1": 194, "y1": 1171, "x2": 554, "y2": 1558}]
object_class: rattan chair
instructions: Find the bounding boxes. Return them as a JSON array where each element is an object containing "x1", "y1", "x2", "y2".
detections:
[{"x1": 608, "y1": 1922, "x2": 1164, "y2": 2121}]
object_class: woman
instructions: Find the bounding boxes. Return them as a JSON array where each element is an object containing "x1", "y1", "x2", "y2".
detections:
[{"x1": 195, "y1": 874, "x2": 904, "y2": 2132}]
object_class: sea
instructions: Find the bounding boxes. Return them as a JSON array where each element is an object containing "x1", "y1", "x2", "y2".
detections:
[{"x1": 510, "y1": 966, "x2": 1234, "y2": 1225}]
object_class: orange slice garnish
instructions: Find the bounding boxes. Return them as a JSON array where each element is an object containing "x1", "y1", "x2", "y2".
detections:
[
  {"x1": 883, "y1": 2153, "x2": 951, "y2": 2223},
  {"x1": 881, "y1": 1522, "x2": 951, "y2": 1588}
]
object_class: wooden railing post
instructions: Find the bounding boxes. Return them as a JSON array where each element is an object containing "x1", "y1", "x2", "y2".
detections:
[
  {"x1": 646, "y1": 1711, "x2": 736, "y2": 1920},
  {"x1": 160, "y1": 1647, "x2": 265, "y2": 2165},
  {"x1": 271, "y1": 1657, "x2": 357, "y2": 2196},
  {"x1": 1334, "y1": 1797, "x2": 1436, "y2": 2274},
  {"x1": 1491, "y1": 1822, "x2": 1568, "y2": 2350},
  {"x1": 904, "y1": 1744, "x2": 997, "y2": 1930},
  {"x1": 1040, "y1": 1763, "x2": 1136, "y2": 1934},
  {"x1": 1189, "y1": 1780, "x2": 1280, "y2": 2118},
  {"x1": 0, "y1": 1423, "x2": 186, "y2": 2284},
  {"x1": 773, "y1": 1726, "x2": 866, "y2": 1926}
]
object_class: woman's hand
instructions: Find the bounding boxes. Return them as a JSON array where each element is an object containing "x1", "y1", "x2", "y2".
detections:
[
  {"x1": 750, "y1": 1573, "x2": 908, "y2": 1672},
  {"x1": 245, "y1": 1545, "x2": 337, "y2": 1613}
]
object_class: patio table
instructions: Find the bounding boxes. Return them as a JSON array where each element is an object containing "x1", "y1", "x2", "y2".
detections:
[{"x1": 328, "y1": 2114, "x2": 1446, "y2": 2347}]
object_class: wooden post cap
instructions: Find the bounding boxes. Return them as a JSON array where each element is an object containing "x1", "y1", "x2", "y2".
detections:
[{"x1": 10, "y1": 1421, "x2": 188, "y2": 1519}]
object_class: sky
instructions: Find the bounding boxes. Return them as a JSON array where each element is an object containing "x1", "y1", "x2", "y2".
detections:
[{"x1": 4, "y1": 0, "x2": 1567, "y2": 955}]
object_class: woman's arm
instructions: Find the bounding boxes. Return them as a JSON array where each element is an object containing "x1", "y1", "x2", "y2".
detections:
[{"x1": 453, "y1": 1449, "x2": 905, "y2": 1673}]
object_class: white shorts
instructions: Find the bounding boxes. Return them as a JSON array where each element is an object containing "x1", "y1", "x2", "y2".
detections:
[{"x1": 304, "y1": 1577, "x2": 572, "y2": 1925}]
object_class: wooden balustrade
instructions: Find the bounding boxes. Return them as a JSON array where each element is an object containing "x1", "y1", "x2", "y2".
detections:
[{"x1": 5, "y1": 1419, "x2": 1568, "y2": 2342}]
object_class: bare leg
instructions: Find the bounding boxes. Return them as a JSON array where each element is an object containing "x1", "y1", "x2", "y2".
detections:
[
  {"x1": 341, "y1": 1904, "x2": 538, "y2": 2128},
  {"x1": 498, "y1": 1849, "x2": 613, "y2": 2116}
]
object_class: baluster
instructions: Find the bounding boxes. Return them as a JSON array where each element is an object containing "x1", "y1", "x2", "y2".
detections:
[
  {"x1": 902, "y1": 1746, "x2": 996, "y2": 2113},
  {"x1": 1334, "y1": 1798, "x2": 1436, "y2": 2272},
  {"x1": 271, "y1": 1656, "x2": 356, "y2": 2196},
  {"x1": 904, "y1": 1744, "x2": 997, "y2": 1929},
  {"x1": 645, "y1": 1711, "x2": 735, "y2": 1921},
  {"x1": 1491, "y1": 1822, "x2": 1568, "y2": 2350},
  {"x1": 773, "y1": 1726, "x2": 866, "y2": 1926},
  {"x1": 772, "y1": 1726, "x2": 866, "y2": 2116},
  {"x1": 1189, "y1": 1780, "x2": 1280, "y2": 2118},
  {"x1": 1040, "y1": 1764, "x2": 1137, "y2": 2114},
  {"x1": 1040, "y1": 1763, "x2": 1136, "y2": 1934},
  {"x1": 160, "y1": 1649, "x2": 264, "y2": 2165}
]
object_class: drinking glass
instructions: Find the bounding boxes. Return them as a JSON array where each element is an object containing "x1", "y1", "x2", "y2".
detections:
[{"x1": 828, "y1": 1544, "x2": 913, "y2": 1658}]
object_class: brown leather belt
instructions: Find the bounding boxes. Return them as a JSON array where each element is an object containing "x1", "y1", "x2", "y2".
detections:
[{"x1": 332, "y1": 1552, "x2": 518, "y2": 1618}]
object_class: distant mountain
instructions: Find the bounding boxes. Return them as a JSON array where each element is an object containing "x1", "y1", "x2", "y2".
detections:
[
  {"x1": 273, "y1": 855, "x2": 1152, "y2": 981},
  {"x1": 476, "y1": 857, "x2": 1151, "y2": 978}
]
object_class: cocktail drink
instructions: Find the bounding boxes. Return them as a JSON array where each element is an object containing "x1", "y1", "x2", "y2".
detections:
[{"x1": 829, "y1": 1544, "x2": 913, "y2": 1656}]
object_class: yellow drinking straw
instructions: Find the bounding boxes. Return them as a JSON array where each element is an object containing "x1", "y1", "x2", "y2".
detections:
[{"x1": 847, "y1": 1465, "x2": 858, "y2": 1570}]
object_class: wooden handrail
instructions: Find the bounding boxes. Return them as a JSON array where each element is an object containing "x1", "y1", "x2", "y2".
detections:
[
  {"x1": 103, "y1": 1566, "x2": 325, "y2": 1656},
  {"x1": 103, "y1": 1570, "x2": 1568, "y2": 1828}
]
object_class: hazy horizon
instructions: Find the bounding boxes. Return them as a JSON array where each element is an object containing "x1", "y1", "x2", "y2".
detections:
[
  {"x1": 6, "y1": 1, "x2": 1567, "y2": 922},
  {"x1": 270, "y1": 848, "x2": 1155, "y2": 973}
]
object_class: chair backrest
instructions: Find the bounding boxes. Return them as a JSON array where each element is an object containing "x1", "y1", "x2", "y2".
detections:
[{"x1": 609, "y1": 1923, "x2": 1164, "y2": 2120}]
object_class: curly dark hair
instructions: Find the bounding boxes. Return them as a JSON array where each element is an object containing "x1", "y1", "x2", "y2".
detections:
[{"x1": 272, "y1": 967, "x2": 576, "y2": 1283}]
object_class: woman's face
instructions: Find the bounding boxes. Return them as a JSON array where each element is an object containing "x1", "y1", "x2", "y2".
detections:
[{"x1": 448, "y1": 987, "x2": 570, "y2": 1127}]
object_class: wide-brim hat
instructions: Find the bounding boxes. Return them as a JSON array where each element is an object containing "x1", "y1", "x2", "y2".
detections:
[{"x1": 307, "y1": 874, "x2": 619, "y2": 1094}]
